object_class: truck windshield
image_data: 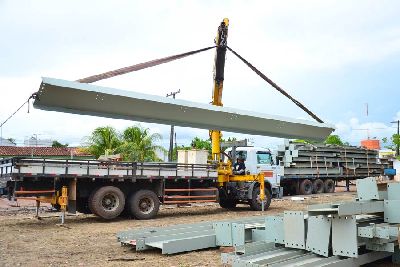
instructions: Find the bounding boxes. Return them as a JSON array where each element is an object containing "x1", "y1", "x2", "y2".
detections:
[
  {"x1": 235, "y1": 151, "x2": 247, "y2": 160},
  {"x1": 257, "y1": 152, "x2": 272, "y2": 164}
]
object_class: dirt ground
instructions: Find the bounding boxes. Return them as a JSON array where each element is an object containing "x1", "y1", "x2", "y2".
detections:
[{"x1": 0, "y1": 189, "x2": 394, "y2": 267}]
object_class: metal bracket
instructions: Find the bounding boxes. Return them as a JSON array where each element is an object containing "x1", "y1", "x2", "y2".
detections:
[
  {"x1": 265, "y1": 216, "x2": 285, "y2": 244},
  {"x1": 384, "y1": 200, "x2": 400, "y2": 223},
  {"x1": 306, "y1": 215, "x2": 332, "y2": 257},
  {"x1": 284, "y1": 211, "x2": 306, "y2": 249},
  {"x1": 332, "y1": 215, "x2": 358, "y2": 257}
]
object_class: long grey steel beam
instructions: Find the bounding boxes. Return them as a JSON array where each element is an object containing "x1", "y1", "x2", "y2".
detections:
[
  {"x1": 223, "y1": 241, "x2": 392, "y2": 267},
  {"x1": 117, "y1": 215, "x2": 269, "y2": 254},
  {"x1": 34, "y1": 77, "x2": 334, "y2": 140}
]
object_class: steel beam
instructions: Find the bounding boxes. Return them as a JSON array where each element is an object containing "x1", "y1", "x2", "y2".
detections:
[
  {"x1": 34, "y1": 77, "x2": 334, "y2": 140},
  {"x1": 222, "y1": 240, "x2": 392, "y2": 267}
]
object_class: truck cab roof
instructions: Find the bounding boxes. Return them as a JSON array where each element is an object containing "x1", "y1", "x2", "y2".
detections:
[{"x1": 225, "y1": 146, "x2": 271, "y2": 153}]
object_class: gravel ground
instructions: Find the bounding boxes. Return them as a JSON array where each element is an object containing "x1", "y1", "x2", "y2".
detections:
[{"x1": 0, "y1": 192, "x2": 395, "y2": 267}]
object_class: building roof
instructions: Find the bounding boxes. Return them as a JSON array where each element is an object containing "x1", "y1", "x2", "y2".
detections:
[{"x1": 0, "y1": 146, "x2": 92, "y2": 157}]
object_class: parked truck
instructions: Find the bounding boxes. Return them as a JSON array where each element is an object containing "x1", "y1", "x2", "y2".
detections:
[{"x1": 228, "y1": 141, "x2": 392, "y2": 197}]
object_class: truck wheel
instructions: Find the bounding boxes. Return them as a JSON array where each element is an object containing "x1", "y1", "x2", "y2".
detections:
[
  {"x1": 249, "y1": 186, "x2": 272, "y2": 211},
  {"x1": 89, "y1": 186, "x2": 125, "y2": 220},
  {"x1": 312, "y1": 179, "x2": 324, "y2": 194},
  {"x1": 299, "y1": 179, "x2": 313, "y2": 195},
  {"x1": 324, "y1": 179, "x2": 335, "y2": 193},
  {"x1": 128, "y1": 189, "x2": 160, "y2": 220},
  {"x1": 219, "y1": 199, "x2": 237, "y2": 209},
  {"x1": 88, "y1": 189, "x2": 98, "y2": 215}
]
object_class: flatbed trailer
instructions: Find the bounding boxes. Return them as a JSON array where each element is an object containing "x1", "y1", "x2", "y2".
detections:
[{"x1": 0, "y1": 157, "x2": 219, "y2": 219}]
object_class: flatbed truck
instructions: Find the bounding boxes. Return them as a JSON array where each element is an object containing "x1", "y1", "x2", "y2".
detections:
[{"x1": 0, "y1": 157, "x2": 274, "y2": 220}]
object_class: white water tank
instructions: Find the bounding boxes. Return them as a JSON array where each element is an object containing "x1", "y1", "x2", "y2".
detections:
[{"x1": 177, "y1": 149, "x2": 208, "y2": 164}]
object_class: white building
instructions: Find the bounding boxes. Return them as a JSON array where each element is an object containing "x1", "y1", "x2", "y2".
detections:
[{"x1": 23, "y1": 136, "x2": 53, "y2": 147}]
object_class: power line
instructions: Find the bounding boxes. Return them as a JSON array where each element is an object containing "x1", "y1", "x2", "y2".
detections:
[{"x1": 0, "y1": 93, "x2": 37, "y2": 144}]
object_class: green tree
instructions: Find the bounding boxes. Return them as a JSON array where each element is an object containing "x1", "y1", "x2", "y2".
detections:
[
  {"x1": 293, "y1": 139, "x2": 317, "y2": 144},
  {"x1": 116, "y1": 125, "x2": 166, "y2": 162},
  {"x1": 87, "y1": 126, "x2": 121, "y2": 158},
  {"x1": 382, "y1": 134, "x2": 400, "y2": 152},
  {"x1": 324, "y1": 135, "x2": 346, "y2": 146},
  {"x1": 190, "y1": 137, "x2": 212, "y2": 151},
  {"x1": 52, "y1": 140, "x2": 68, "y2": 148},
  {"x1": 187, "y1": 136, "x2": 240, "y2": 157}
]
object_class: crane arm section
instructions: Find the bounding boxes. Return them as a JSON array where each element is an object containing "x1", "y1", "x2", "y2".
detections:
[{"x1": 211, "y1": 18, "x2": 229, "y2": 162}]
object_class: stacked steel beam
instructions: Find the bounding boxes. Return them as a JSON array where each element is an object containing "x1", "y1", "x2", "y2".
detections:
[
  {"x1": 221, "y1": 177, "x2": 400, "y2": 266},
  {"x1": 117, "y1": 178, "x2": 400, "y2": 266},
  {"x1": 277, "y1": 140, "x2": 391, "y2": 178}
]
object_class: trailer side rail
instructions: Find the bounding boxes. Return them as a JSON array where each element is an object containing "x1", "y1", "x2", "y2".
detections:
[{"x1": 0, "y1": 157, "x2": 218, "y2": 180}]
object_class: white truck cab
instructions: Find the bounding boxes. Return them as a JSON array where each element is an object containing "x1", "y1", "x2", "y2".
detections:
[{"x1": 225, "y1": 146, "x2": 282, "y2": 196}]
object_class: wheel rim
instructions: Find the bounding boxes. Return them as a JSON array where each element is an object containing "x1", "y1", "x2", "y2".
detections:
[
  {"x1": 327, "y1": 181, "x2": 333, "y2": 191},
  {"x1": 316, "y1": 181, "x2": 322, "y2": 191},
  {"x1": 102, "y1": 193, "x2": 119, "y2": 211},
  {"x1": 138, "y1": 196, "x2": 154, "y2": 214},
  {"x1": 305, "y1": 183, "x2": 311, "y2": 193}
]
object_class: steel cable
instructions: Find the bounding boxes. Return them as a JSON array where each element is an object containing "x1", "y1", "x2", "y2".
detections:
[
  {"x1": 77, "y1": 46, "x2": 216, "y2": 84},
  {"x1": 226, "y1": 46, "x2": 324, "y2": 123},
  {"x1": 0, "y1": 94, "x2": 36, "y2": 128}
]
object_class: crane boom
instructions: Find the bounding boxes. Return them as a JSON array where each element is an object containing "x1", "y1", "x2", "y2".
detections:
[
  {"x1": 210, "y1": 19, "x2": 266, "y2": 206},
  {"x1": 211, "y1": 18, "x2": 229, "y2": 162}
]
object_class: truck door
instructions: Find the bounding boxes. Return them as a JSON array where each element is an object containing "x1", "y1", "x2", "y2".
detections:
[{"x1": 256, "y1": 151, "x2": 277, "y2": 186}]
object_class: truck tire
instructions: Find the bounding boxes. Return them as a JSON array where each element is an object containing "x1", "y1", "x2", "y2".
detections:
[
  {"x1": 312, "y1": 179, "x2": 324, "y2": 194},
  {"x1": 249, "y1": 186, "x2": 272, "y2": 211},
  {"x1": 128, "y1": 189, "x2": 160, "y2": 220},
  {"x1": 324, "y1": 179, "x2": 335, "y2": 193},
  {"x1": 219, "y1": 199, "x2": 237, "y2": 209},
  {"x1": 299, "y1": 179, "x2": 313, "y2": 195},
  {"x1": 89, "y1": 186, "x2": 125, "y2": 220},
  {"x1": 88, "y1": 189, "x2": 98, "y2": 215}
]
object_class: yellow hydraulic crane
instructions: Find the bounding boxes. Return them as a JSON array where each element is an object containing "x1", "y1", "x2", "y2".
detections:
[{"x1": 210, "y1": 18, "x2": 266, "y2": 209}]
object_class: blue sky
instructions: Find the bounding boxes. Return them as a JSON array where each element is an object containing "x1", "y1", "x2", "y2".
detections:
[{"x1": 0, "y1": 0, "x2": 399, "y2": 150}]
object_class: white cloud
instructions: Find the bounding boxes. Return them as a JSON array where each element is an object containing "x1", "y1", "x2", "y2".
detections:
[
  {"x1": 1, "y1": 0, "x2": 400, "y2": 149},
  {"x1": 393, "y1": 111, "x2": 400, "y2": 121},
  {"x1": 334, "y1": 114, "x2": 399, "y2": 145}
]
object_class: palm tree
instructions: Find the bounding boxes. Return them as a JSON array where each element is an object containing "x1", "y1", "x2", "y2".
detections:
[
  {"x1": 86, "y1": 126, "x2": 121, "y2": 158},
  {"x1": 117, "y1": 125, "x2": 166, "y2": 162}
]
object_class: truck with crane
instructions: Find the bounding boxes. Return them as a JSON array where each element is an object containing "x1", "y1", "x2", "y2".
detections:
[{"x1": 0, "y1": 19, "x2": 335, "y2": 220}]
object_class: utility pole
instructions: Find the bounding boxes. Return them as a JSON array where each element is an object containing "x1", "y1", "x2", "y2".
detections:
[
  {"x1": 391, "y1": 120, "x2": 400, "y2": 156},
  {"x1": 166, "y1": 89, "x2": 181, "y2": 161}
]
